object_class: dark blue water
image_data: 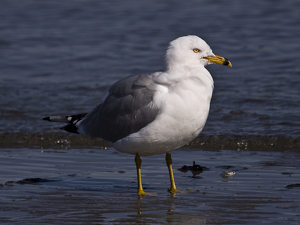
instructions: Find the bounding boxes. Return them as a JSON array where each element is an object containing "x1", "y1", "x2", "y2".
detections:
[{"x1": 0, "y1": 0, "x2": 299, "y2": 145}]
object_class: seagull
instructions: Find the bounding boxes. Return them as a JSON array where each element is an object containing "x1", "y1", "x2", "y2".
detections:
[{"x1": 43, "y1": 35, "x2": 232, "y2": 195}]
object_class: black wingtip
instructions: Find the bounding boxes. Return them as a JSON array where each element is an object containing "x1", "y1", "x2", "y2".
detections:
[
  {"x1": 43, "y1": 117, "x2": 51, "y2": 121},
  {"x1": 61, "y1": 124, "x2": 79, "y2": 134}
]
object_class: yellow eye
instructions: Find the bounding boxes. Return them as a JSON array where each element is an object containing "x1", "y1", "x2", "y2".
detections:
[{"x1": 193, "y1": 48, "x2": 200, "y2": 53}]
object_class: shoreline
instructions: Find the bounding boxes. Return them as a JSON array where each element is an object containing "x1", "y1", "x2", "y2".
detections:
[{"x1": 0, "y1": 132, "x2": 299, "y2": 151}]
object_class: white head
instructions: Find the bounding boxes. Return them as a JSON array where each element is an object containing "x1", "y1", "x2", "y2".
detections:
[{"x1": 165, "y1": 35, "x2": 231, "y2": 71}]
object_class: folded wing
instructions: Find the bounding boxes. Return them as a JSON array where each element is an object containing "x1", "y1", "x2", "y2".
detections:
[{"x1": 77, "y1": 74, "x2": 160, "y2": 143}]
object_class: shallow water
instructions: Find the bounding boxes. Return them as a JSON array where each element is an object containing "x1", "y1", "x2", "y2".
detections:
[
  {"x1": 1, "y1": 148, "x2": 300, "y2": 224},
  {"x1": 0, "y1": 0, "x2": 299, "y2": 139}
]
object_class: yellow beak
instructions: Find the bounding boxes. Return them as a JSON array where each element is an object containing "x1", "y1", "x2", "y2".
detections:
[{"x1": 204, "y1": 54, "x2": 232, "y2": 67}]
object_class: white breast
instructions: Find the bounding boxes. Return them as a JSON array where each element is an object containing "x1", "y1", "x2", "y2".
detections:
[{"x1": 113, "y1": 71, "x2": 214, "y2": 156}]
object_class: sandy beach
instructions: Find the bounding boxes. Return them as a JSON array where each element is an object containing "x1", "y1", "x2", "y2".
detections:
[{"x1": 1, "y1": 145, "x2": 299, "y2": 224}]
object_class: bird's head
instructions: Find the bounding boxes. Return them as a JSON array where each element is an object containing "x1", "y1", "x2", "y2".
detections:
[{"x1": 165, "y1": 35, "x2": 232, "y2": 71}]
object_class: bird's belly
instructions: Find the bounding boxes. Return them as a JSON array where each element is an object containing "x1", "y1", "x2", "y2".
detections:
[{"x1": 113, "y1": 87, "x2": 211, "y2": 156}]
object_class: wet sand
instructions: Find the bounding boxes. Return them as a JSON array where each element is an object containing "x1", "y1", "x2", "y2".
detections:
[{"x1": 1, "y1": 147, "x2": 299, "y2": 224}]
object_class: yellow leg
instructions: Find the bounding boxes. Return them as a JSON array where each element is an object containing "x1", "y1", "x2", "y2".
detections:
[
  {"x1": 166, "y1": 153, "x2": 181, "y2": 194},
  {"x1": 135, "y1": 153, "x2": 149, "y2": 196}
]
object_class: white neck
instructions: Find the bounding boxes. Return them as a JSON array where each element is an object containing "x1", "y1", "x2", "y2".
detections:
[{"x1": 154, "y1": 65, "x2": 214, "y2": 91}]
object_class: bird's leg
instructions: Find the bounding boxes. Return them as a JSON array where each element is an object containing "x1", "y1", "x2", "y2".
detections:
[
  {"x1": 166, "y1": 153, "x2": 181, "y2": 194},
  {"x1": 135, "y1": 153, "x2": 148, "y2": 196}
]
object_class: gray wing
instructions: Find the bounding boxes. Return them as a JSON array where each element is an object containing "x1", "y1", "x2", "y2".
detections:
[{"x1": 78, "y1": 74, "x2": 160, "y2": 143}]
